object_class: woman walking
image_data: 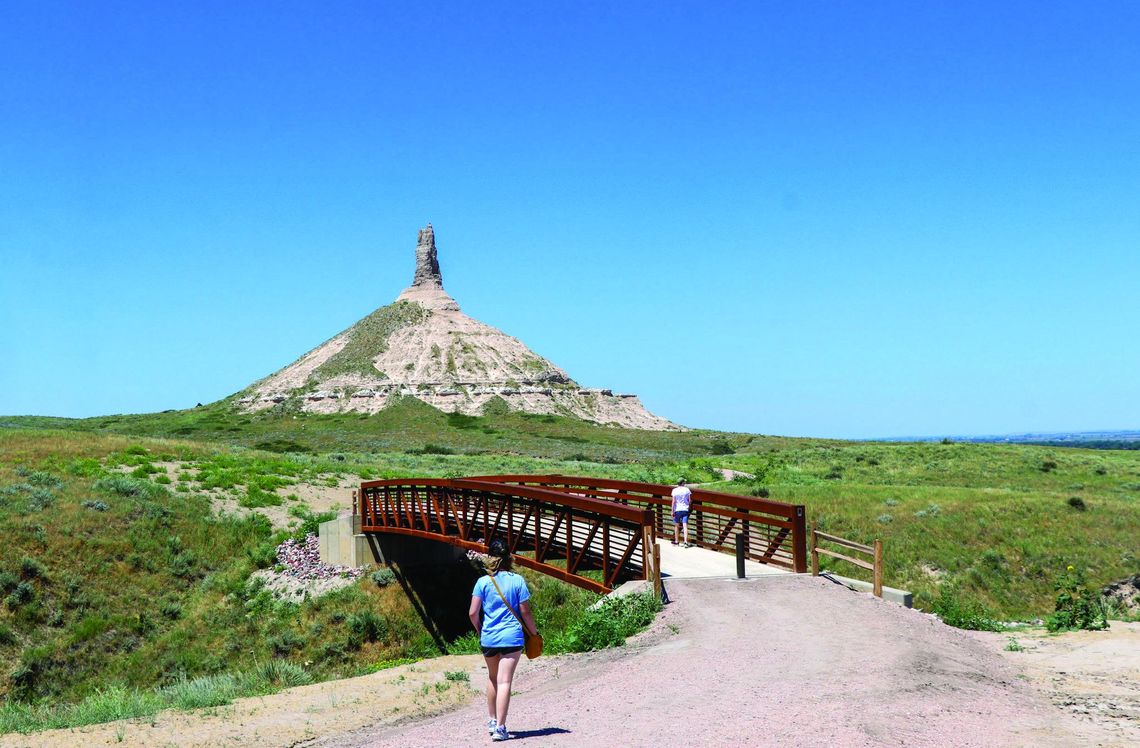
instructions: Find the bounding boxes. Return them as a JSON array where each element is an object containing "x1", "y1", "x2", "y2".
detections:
[{"x1": 469, "y1": 538, "x2": 538, "y2": 742}]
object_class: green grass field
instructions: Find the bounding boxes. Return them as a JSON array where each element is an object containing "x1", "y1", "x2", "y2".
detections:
[{"x1": 0, "y1": 404, "x2": 1137, "y2": 731}]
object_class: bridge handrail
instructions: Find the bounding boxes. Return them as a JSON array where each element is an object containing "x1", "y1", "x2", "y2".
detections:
[
  {"x1": 359, "y1": 478, "x2": 652, "y2": 524},
  {"x1": 357, "y1": 477, "x2": 657, "y2": 593},
  {"x1": 468, "y1": 474, "x2": 808, "y2": 572}
]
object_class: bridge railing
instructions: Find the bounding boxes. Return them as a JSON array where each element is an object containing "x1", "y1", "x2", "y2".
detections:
[
  {"x1": 468, "y1": 475, "x2": 808, "y2": 573},
  {"x1": 358, "y1": 478, "x2": 656, "y2": 594}
]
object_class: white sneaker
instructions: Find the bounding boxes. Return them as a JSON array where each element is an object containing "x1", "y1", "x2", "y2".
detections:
[
  {"x1": 486, "y1": 718, "x2": 497, "y2": 735},
  {"x1": 492, "y1": 725, "x2": 510, "y2": 741}
]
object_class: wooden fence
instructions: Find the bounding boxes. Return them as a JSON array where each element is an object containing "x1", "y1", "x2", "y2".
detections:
[{"x1": 810, "y1": 522, "x2": 884, "y2": 597}]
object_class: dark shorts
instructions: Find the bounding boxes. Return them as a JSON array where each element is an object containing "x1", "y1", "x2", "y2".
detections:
[
  {"x1": 481, "y1": 645, "x2": 523, "y2": 657},
  {"x1": 673, "y1": 510, "x2": 690, "y2": 525}
]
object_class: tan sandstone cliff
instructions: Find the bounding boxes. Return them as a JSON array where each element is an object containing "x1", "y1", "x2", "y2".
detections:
[{"x1": 235, "y1": 225, "x2": 679, "y2": 430}]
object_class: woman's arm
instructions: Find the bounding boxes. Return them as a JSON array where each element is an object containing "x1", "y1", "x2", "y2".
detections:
[
  {"x1": 519, "y1": 600, "x2": 538, "y2": 635},
  {"x1": 468, "y1": 595, "x2": 482, "y2": 634}
]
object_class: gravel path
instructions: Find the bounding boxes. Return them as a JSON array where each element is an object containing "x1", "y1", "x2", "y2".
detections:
[{"x1": 314, "y1": 575, "x2": 1096, "y2": 747}]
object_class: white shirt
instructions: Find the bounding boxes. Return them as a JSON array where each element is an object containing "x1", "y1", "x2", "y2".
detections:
[{"x1": 671, "y1": 485, "x2": 692, "y2": 512}]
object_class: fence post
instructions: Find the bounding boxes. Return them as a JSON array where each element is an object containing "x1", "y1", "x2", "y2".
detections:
[
  {"x1": 652, "y1": 542, "x2": 662, "y2": 600},
  {"x1": 873, "y1": 539, "x2": 883, "y2": 598},
  {"x1": 735, "y1": 532, "x2": 746, "y2": 579},
  {"x1": 792, "y1": 506, "x2": 808, "y2": 573},
  {"x1": 810, "y1": 521, "x2": 819, "y2": 577},
  {"x1": 642, "y1": 525, "x2": 660, "y2": 596}
]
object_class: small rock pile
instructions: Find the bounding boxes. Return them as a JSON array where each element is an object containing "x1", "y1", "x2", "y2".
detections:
[{"x1": 276, "y1": 533, "x2": 365, "y2": 581}]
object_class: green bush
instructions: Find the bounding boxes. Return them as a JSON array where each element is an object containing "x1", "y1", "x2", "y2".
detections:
[
  {"x1": 563, "y1": 592, "x2": 661, "y2": 652},
  {"x1": 240, "y1": 486, "x2": 283, "y2": 508},
  {"x1": 370, "y1": 568, "x2": 397, "y2": 587},
  {"x1": 346, "y1": 611, "x2": 387, "y2": 647},
  {"x1": 1046, "y1": 566, "x2": 1108, "y2": 632},
  {"x1": 931, "y1": 586, "x2": 1002, "y2": 631},
  {"x1": 6, "y1": 581, "x2": 36, "y2": 609},
  {"x1": 19, "y1": 557, "x2": 46, "y2": 580},
  {"x1": 94, "y1": 475, "x2": 167, "y2": 500}
]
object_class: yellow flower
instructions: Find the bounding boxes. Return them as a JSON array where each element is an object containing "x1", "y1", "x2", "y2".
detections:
[{"x1": 1066, "y1": 565, "x2": 1075, "y2": 571}]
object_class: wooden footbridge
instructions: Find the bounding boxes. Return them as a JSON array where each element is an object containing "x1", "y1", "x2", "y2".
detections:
[{"x1": 357, "y1": 475, "x2": 807, "y2": 594}]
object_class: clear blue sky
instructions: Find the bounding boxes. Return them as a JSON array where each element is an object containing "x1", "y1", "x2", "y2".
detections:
[{"x1": 2, "y1": 2, "x2": 1138, "y2": 439}]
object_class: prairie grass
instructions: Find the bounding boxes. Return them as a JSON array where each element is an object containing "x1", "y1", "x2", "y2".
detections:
[{"x1": 1, "y1": 412, "x2": 1137, "y2": 731}]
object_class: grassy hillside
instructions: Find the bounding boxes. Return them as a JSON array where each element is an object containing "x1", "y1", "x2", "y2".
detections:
[
  {"x1": 1, "y1": 407, "x2": 1137, "y2": 729},
  {"x1": 0, "y1": 430, "x2": 657, "y2": 731},
  {"x1": 0, "y1": 396, "x2": 824, "y2": 462}
]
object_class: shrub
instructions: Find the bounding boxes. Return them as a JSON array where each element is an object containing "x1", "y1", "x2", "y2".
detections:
[
  {"x1": 81, "y1": 500, "x2": 110, "y2": 512},
  {"x1": 1046, "y1": 566, "x2": 1108, "y2": 632},
  {"x1": 444, "y1": 670, "x2": 469, "y2": 682},
  {"x1": 371, "y1": 568, "x2": 397, "y2": 587},
  {"x1": 707, "y1": 439, "x2": 734, "y2": 455},
  {"x1": 346, "y1": 611, "x2": 387, "y2": 647},
  {"x1": 1040, "y1": 459, "x2": 1058, "y2": 473},
  {"x1": 877, "y1": 514, "x2": 893, "y2": 524},
  {"x1": 247, "y1": 542, "x2": 277, "y2": 569},
  {"x1": 6, "y1": 581, "x2": 35, "y2": 609},
  {"x1": 824, "y1": 467, "x2": 843, "y2": 480},
  {"x1": 1004, "y1": 637, "x2": 1024, "y2": 652},
  {"x1": 27, "y1": 487, "x2": 56, "y2": 511},
  {"x1": 240, "y1": 486, "x2": 282, "y2": 508},
  {"x1": 268, "y1": 629, "x2": 305, "y2": 656},
  {"x1": 19, "y1": 557, "x2": 46, "y2": 580},
  {"x1": 94, "y1": 475, "x2": 166, "y2": 500},
  {"x1": 750, "y1": 486, "x2": 770, "y2": 498},
  {"x1": 1067, "y1": 496, "x2": 1087, "y2": 511},
  {"x1": 0, "y1": 571, "x2": 18, "y2": 594},
  {"x1": 931, "y1": 586, "x2": 1002, "y2": 631},
  {"x1": 563, "y1": 592, "x2": 662, "y2": 652}
]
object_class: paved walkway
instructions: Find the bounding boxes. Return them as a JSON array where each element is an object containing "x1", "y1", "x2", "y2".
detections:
[{"x1": 655, "y1": 538, "x2": 791, "y2": 580}]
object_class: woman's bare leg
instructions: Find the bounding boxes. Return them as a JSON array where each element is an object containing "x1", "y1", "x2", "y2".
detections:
[
  {"x1": 484, "y1": 654, "x2": 500, "y2": 720},
  {"x1": 494, "y1": 651, "x2": 522, "y2": 725}
]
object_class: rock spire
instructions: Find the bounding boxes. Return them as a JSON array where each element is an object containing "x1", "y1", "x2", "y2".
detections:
[
  {"x1": 396, "y1": 223, "x2": 459, "y2": 311},
  {"x1": 411, "y1": 223, "x2": 443, "y2": 288}
]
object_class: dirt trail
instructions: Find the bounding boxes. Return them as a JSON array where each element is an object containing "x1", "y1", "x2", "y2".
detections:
[
  {"x1": 5, "y1": 577, "x2": 1133, "y2": 747},
  {"x1": 312, "y1": 576, "x2": 1114, "y2": 747}
]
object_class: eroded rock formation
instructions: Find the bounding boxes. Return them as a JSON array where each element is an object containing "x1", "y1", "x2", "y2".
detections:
[{"x1": 236, "y1": 225, "x2": 679, "y2": 430}]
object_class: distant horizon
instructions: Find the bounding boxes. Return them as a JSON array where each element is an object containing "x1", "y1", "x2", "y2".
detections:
[{"x1": 3, "y1": 3, "x2": 1139, "y2": 440}]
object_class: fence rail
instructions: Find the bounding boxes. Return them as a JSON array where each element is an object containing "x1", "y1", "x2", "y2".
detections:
[
  {"x1": 468, "y1": 475, "x2": 808, "y2": 573},
  {"x1": 810, "y1": 523, "x2": 884, "y2": 597}
]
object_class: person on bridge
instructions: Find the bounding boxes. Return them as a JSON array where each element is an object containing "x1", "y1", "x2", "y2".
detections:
[
  {"x1": 469, "y1": 538, "x2": 539, "y2": 742},
  {"x1": 672, "y1": 478, "x2": 693, "y2": 547}
]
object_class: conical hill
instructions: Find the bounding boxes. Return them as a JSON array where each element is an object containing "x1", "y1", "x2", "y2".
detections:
[{"x1": 236, "y1": 225, "x2": 677, "y2": 430}]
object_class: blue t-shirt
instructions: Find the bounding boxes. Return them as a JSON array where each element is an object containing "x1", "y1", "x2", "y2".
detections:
[{"x1": 472, "y1": 571, "x2": 531, "y2": 648}]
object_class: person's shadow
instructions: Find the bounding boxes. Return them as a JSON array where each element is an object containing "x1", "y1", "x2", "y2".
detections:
[{"x1": 509, "y1": 727, "x2": 571, "y2": 740}]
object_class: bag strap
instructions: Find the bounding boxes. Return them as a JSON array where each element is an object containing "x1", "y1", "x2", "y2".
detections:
[{"x1": 487, "y1": 572, "x2": 534, "y2": 636}]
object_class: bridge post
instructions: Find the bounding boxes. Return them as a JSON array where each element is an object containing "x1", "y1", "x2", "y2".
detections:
[
  {"x1": 642, "y1": 525, "x2": 660, "y2": 597},
  {"x1": 792, "y1": 506, "x2": 808, "y2": 573},
  {"x1": 735, "y1": 532, "x2": 746, "y2": 579}
]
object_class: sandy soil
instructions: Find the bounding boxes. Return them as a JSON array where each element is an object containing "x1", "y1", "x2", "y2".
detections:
[
  {"x1": 975, "y1": 621, "x2": 1140, "y2": 746},
  {"x1": 0, "y1": 656, "x2": 483, "y2": 748},
  {"x1": 6, "y1": 577, "x2": 1133, "y2": 747}
]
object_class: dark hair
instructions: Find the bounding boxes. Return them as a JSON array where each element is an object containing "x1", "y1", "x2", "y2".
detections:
[{"x1": 485, "y1": 538, "x2": 513, "y2": 572}]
